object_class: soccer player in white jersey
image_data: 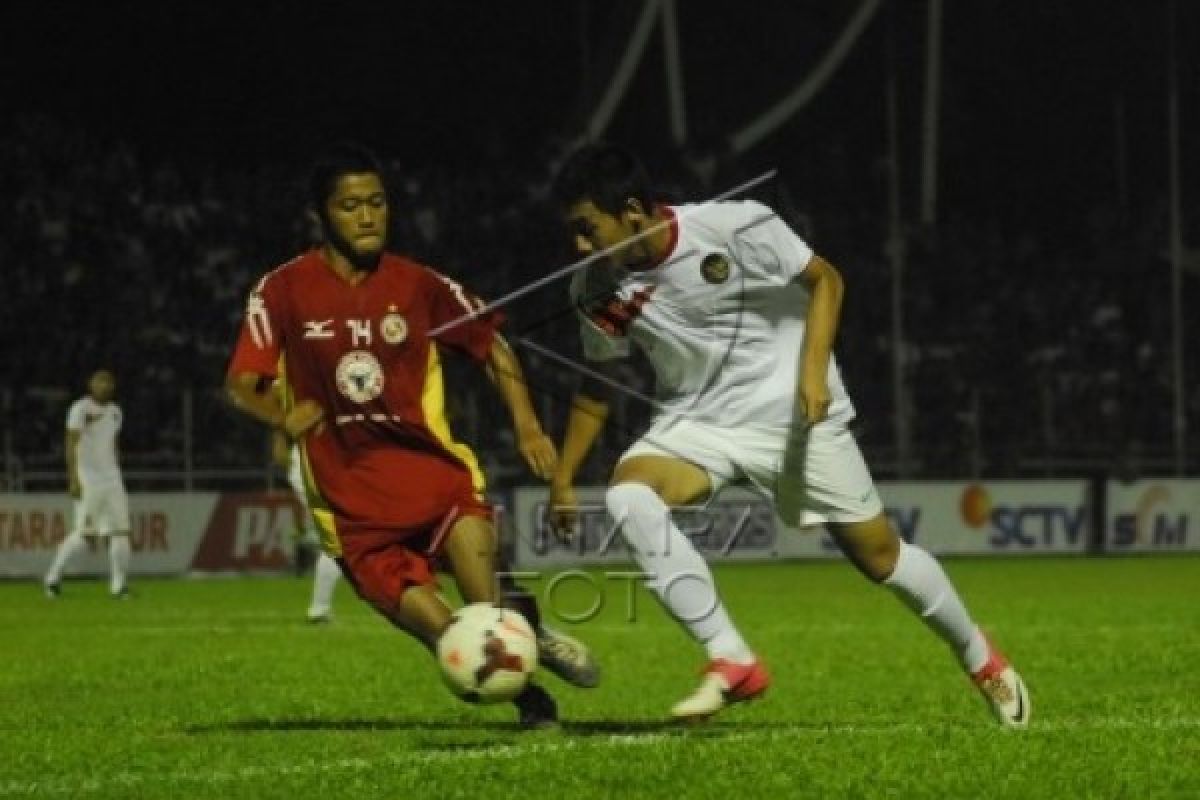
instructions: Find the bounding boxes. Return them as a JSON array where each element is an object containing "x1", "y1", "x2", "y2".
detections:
[
  {"x1": 272, "y1": 430, "x2": 343, "y2": 622},
  {"x1": 44, "y1": 369, "x2": 132, "y2": 598},
  {"x1": 547, "y1": 144, "x2": 1030, "y2": 727}
]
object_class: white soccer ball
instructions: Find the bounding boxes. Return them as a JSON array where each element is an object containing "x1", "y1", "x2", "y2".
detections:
[{"x1": 436, "y1": 603, "x2": 538, "y2": 703}]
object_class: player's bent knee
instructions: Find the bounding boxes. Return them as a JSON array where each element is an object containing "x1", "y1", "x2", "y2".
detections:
[
  {"x1": 830, "y1": 516, "x2": 901, "y2": 583},
  {"x1": 611, "y1": 455, "x2": 710, "y2": 506},
  {"x1": 863, "y1": 539, "x2": 901, "y2": 583}
]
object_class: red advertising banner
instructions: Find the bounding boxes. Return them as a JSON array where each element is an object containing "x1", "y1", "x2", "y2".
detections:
[{"x1": 190, "y1": 492, "x2": 303, "y2": 572}]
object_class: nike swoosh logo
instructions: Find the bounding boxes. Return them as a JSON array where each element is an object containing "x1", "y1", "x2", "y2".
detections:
[{"x1": 1011, "y1": 677, "x2": 1027, "y2": 724}]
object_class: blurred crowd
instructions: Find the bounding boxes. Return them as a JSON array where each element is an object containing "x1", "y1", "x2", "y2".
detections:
[{"x1": 2, "y1": 115, "x2": 1195, "y2": 486}]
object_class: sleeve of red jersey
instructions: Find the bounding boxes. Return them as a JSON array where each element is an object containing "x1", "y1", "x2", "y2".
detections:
[
  {"x1": 226, "y1": 275, "x2": 284, "y2": 381},
  {"x1": 424, "y1": 268, "x2": 505, "y2": 362}
]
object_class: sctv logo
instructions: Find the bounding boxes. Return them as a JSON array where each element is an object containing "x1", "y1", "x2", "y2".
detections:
[{"x1": 960, "y1": 484, "x2": 1087, "y2": 549}]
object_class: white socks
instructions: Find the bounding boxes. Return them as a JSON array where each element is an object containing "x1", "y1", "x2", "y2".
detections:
[
  {"x1": 308, "y1": 552, "x2": 341, "y2": 617},
  {"x1": 45, "y1": 530, "x2": 87, "y2": 585},
  {"x1": 883, "y1": 541, "x2": 989, "y2": 673},
  {"x1": 108, "y1": 535, "x2": 131, "y2": 593},
  {"x1": 606, "y1": 482, "x2": 754, "y2": 664}
]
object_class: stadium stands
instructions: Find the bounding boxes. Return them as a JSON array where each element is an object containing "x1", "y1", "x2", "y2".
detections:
[{"x1": 2, "y1": 114, "x2": 1194, "y2": 487}]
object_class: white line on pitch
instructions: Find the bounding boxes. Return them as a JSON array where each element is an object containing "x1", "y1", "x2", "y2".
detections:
[{"x1": 2, "y1": 718, "x2": 1198, "y2": 796}]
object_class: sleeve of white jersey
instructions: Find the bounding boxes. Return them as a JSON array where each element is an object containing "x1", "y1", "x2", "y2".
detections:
[
  {"x1": 65, "y1": 400, "x2": 85, "y2": 432},
  {"x1": 570, "y1": 269, "x2": 631, "y2": 362},
  {"x1": 730, "y1": 200, "x2": 814, "y2": 286}
]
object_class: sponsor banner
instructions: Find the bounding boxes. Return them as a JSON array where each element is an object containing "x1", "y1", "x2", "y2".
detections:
[
  {"x1": 510, "y1": 486, "x2": 809, "y2": 568},
  {"x1": 0, "y1": 492, "x2": 303, "y2": 577},
  {"x1": 882, "y1": 481, "x2": 1091, "y2": 555},
  {"x1": 190, "y1": 492, "x2": 303, "y2": 572},
  {"x1": 511, "y1": 480, "x2": 1091, "y2": 567},
  {"x1": 1105, "y1": 479, "x2": 1200, "y2": 553}
]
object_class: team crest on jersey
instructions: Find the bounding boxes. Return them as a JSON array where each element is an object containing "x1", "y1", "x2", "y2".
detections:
[
  {"x1": 701, "y1": 252, "x2": 731, "y2": 284},
  {"x1": 335, "y1": 350, "x2": 385, "y2": 403},
  {"x1": 380, "y1": 313, "x2": 408, "y2": 345}
]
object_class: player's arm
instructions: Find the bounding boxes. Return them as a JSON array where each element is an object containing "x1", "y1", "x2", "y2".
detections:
[
  {"x1": 797, "y1": 253, "x2": 845, "y2": 425},
  {"x1": 224, "y1": 373, "x2": 324, "y2": 440},
  {"x1": 64, "y1": 428, "x2": 81, "y2": 498},
  {"x1": 225, "y1": 279, "x2": 325, "y2": 440},
  {"x1": 485, "y1": 335, "x2": 557, "y2": 480},
  {"x1": 555, "y1": 368, "x2": 614, "y2": 487},
  {"x1": 548, "y1": 362, "x2": 618, "y2": 536}
]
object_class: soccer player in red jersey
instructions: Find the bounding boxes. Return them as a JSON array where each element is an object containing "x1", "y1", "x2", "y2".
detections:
[{"x1": 226, "y1": 144, "x2": 594, "y2": 727}]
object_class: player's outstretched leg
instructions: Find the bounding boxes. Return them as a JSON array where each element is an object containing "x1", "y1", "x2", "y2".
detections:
[
  {"x1": 605, "y1": 472, "x2": 769, "y2": 721},
  {"x1": 443, "y1": 515, "x2": 560, "y2": 729},
  {"x1": 499, "y1": 570, "x2": 600, "y2": 689},
  {"x1": 108, "y1": 532, "x2": 131, "y2": 598},
  {"x1": 44, "y1": 529, "x2": 88, "y2": 597},
  {"x1": 828, "y1": 514, "x2": 1030, "y2": 728}
]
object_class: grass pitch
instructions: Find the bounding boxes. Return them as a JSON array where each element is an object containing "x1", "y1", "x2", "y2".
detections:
[{"x1": 2, "y1": 557, "x2": 1198, "y2": 798}]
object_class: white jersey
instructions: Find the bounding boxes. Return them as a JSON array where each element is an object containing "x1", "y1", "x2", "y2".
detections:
[
  {"x1": 65, "y1": 397, "x2": 124, "y2": 488},
  {"x1": 570, "y1": 200, "x2": 854, "y2": 429}
]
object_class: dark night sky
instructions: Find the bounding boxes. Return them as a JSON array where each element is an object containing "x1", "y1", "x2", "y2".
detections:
[{"x1": 2, "y1": 0, "x2": 1196, "y2": 231}]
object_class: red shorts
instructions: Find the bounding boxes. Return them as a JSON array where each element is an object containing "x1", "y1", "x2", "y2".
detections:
[{"x1": 336, "y1": 497, "x2": 492, "y2": 622}]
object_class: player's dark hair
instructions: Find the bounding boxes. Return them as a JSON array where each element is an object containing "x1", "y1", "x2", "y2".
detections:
[
  {"x1": 307, "y1": 142, "x2": 386, "y2": 214},
  {"x1": 552, "y1": 143, "x2": 655, "y2": 216}
]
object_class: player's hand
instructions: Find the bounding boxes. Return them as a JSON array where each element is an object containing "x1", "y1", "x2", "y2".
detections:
[
  {"x1": 283, "y1": 400, "x2": 326, "y2": 440},
  {"x1": 67, "y1": 476, "x2": 81, "y2": 499},
  {"x1": 517, "y1": 425, "x2": 558, "y2": 481},
  {"x1": 798, "y1": 371, "x2": 831, "y2": 427},
  {"x1": 547, "y1": 479, "x2": 579, "y2": 541}
]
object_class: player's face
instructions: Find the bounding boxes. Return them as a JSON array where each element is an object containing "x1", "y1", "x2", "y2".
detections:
[
  {"x1": 89, "y1": 371, "x2": 115, "y2": 403},
  {"x1": 323, "y1": 172, "x2": 389, "y2": 270},
  {"x1": 566, "y1": 200, "x2": 655, "y2": 270}
]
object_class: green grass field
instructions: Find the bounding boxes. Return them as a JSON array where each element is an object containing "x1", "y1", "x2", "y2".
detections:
[{"x1": 3, "y1": 557, "x2": 1198, "y2": 799}]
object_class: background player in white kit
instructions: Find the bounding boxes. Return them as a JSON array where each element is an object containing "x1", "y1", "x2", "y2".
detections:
[
  {"x1": 44, "y1": 369, "x2": 132, "y2": 598},
  {"x1": 272, "y1": 430, "x2": 342, "y2": 623},
  {"x1": 548, "y1": 144, "x2": 1030, "y2": 727}
]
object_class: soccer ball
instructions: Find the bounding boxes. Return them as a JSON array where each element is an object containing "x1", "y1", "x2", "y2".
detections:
[{"x1": 436, "y1": 603, "x2": 538, "y2": 703}]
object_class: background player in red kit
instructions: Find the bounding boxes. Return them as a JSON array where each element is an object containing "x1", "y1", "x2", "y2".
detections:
[{"x1": 226, "y1": 144, "x2": 594, "y2": 727}]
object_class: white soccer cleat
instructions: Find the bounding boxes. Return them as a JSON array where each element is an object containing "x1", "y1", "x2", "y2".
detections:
[
  {"x1": 537, "y1": 626, "x2": 600, "y2": 688},
  {"x1": 670, "y1": 658, "x2": 770, "y2": 721},
  {"x1": 971, "y1": 637, "x2": 1031, "y2": 728}
]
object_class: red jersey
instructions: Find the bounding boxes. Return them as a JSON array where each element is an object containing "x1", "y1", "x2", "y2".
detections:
[{"x1": 227, "y1": 250, "x2": 502, "y2": 547}]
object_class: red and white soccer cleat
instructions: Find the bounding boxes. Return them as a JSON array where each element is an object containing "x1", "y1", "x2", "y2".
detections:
[
  {"x1": 971, "y1": 636, "x2": 1031, "y2": 728},
  {"x1": 670, "y1": 657, "x2": 770, "y2": 721}
]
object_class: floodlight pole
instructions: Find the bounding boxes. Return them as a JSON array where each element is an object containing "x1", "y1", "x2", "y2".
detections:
[
  {"x1": 1166, "y1": 0, "x2": 1186, "y2": 474},
  {"x1": 886, "y1": 5, "x2": 910, "y2": 477},
  {"x1": 920, "y1": 0, "x2": 943, "y2": 226},
  {"x1": 661, "y1": 0, "x2": 687, "y2": 146}
]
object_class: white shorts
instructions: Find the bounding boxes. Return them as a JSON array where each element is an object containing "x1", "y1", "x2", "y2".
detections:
[
  {"x1": 73, "y1": 482, "x2": 131, "y2": 536},
  {"x1": 619, "y1": 416, "x2": 883, "y2": 527}
]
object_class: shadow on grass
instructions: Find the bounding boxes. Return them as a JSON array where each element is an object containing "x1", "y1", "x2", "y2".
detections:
[
  {"x1": 183, "y1": 716, "x2": 747, "y2": 737},
  {"x1": 182, "y1": 717, "x2": 521, "y2": 734},
  {"x1": 184, "y1": 713, "x2": 948, "y2": 739}
]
